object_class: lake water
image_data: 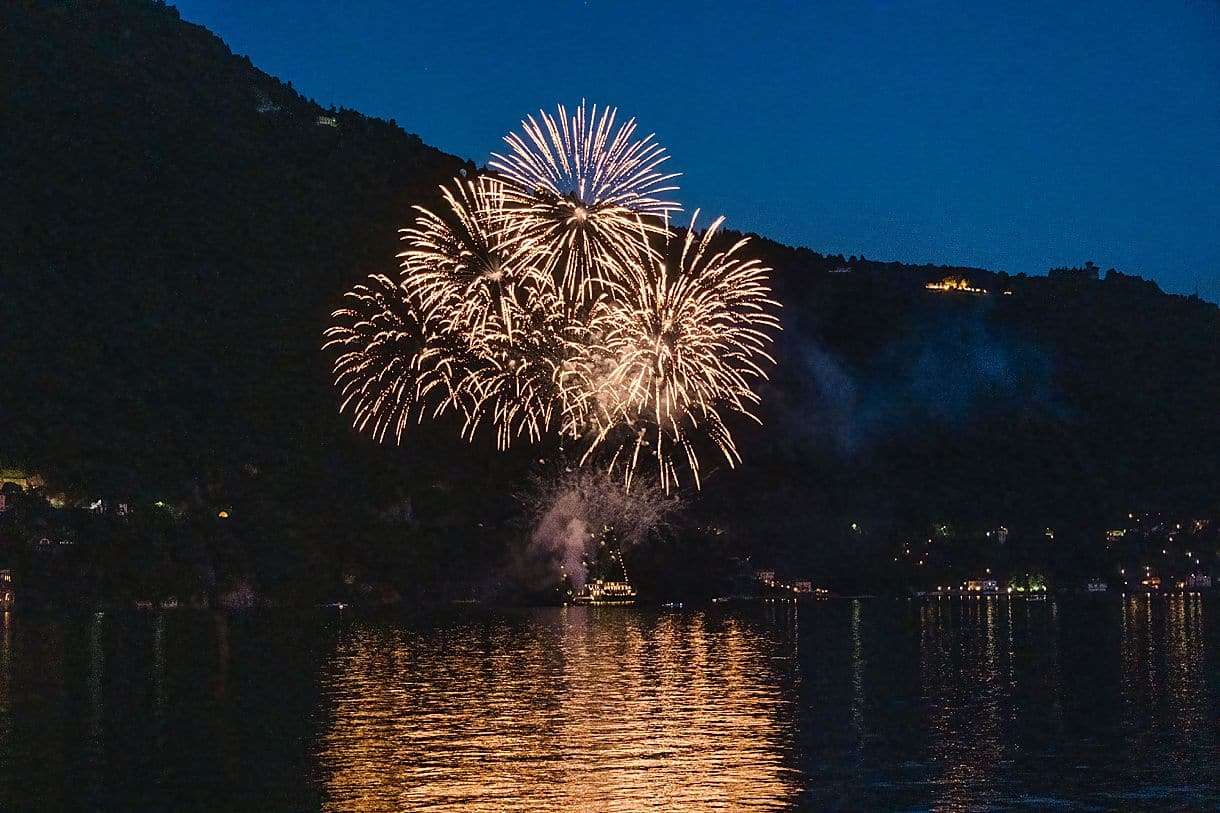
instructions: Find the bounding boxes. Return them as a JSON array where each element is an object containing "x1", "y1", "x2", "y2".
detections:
[{"x1": 0, "y1": 596, "x2": 1217, "y2": 810}]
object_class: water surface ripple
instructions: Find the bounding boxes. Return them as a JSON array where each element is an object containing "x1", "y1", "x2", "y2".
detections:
[{"x1": 0, "y1": 596, "x2": 1216, "y2": 810}]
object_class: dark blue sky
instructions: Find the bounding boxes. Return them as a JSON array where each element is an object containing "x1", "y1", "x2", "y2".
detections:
[{"x1": 174, "y1": 1, "x2": 1219, "y2": 301}]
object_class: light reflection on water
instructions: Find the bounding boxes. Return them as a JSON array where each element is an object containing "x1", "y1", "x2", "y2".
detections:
[
  {"x1": 319, "y1": 609, "x2": 800, "y2": 811},
  {"x1": 1118, "y1": 594, "x2": 1212, "y2": 791},
  {"x1": 919, "y1": 598, "x2": 1006, "y2": 810},
  {"x1": 0, "y1": 597, "x2": 1215, "y2": 810}
]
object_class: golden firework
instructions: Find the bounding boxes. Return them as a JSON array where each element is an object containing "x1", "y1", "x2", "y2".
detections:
[
  {"x1": 583, "y1": 212, "x2": 781, "y2": 492},
  {"x1": 325, "y1": 105, "x2": 781, "y2": 492},
  {"x1": 489, "y1": 101, "x2": 679, "y2": 303},
  {"x1": 322, "y1": 274, "x2": 464, "y2": 444},
  {"x1": 398, "y1": 175, "x2": 540, "y2": 345}
]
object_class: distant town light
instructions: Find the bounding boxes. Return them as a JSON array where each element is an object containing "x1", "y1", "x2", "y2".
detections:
[{"x1": 926, "y1": 276, "x2": 986, "y2": 294}]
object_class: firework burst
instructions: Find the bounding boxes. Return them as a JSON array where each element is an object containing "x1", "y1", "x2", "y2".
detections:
[
  {"x1": 457, "y1": 284, "x2": 600, "y2": 450},
  {"x1": 489, "y1": 101, "x2": 680, "y2": 301},
  {"x1": 582, "y1": 212, "x2": 781, "y2": 492},
  {"x1": 323, "y1": 274, "x2": 464, "y2": 444},
  {"x1": 397, "y1": 175, "x2": 541, "y2": 345},
  {"x1": 325, "y1": 103, "x2": 781, "y2": 493},
  {"x1": 336, "y1": 175, "x2": 611, "y2": 451}
]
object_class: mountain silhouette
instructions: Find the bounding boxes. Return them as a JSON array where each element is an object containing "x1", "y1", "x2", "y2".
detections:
[{"x1": 3, "y1": 0, "x2": 1216, "y2": 597}]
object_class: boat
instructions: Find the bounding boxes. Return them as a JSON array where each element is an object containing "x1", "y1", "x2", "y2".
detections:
[
  {"x1": 572, "y1": 578, "x2": 637, "y2": 605},
  {"x1": 572, "y1": 532, "x2": 637, "y2": 605}
]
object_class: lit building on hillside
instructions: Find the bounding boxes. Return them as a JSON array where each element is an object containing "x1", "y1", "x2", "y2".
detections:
[
  {"x1": 0, "y1": 468, "x2": 44, "y2": 492},
  {"x1": 925, "y1": 276, "x2": 987, "y2": 294}
]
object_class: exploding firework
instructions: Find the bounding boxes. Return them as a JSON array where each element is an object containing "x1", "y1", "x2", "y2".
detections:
[
  {"x1": 457, "y1": 287, "x2": 597, "y2": 450},
  {"x1": 489, "y1": 101, "x2": 680, "y2": 301},
  {"x1": 325, "y1": 103, "x2": 781, "y2": 492},
  {"x1": 582, "y1": 212, "x2": 781, "y2": 492},
  {"x1": 323, "y1": 274, "x2": 463, "y2": 444},
  {"x1": 330, "y1": 176, "x2": 611, "y2": 451},
  {"x1": 394, "y1": 176, "x2": 574, "y2": 448},
  {"x1": 398, "y1": 175, "x2": 540, "y2": 344}
]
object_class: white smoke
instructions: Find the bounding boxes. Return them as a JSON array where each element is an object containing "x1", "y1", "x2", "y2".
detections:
[
  {"x1": 531, "y1": 492, "x2": 594, "y2": 588},
  {"x1": 518, "y1": 469, "x2": 681, "y2": 589}
]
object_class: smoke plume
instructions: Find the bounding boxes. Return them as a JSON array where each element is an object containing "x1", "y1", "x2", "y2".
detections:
[
  {"x1": 781, "y1": 310, "x2": 1056, "y2": 454},
  {"x1": 517, "y1": 469, "x2": 681, "y2": 588}
]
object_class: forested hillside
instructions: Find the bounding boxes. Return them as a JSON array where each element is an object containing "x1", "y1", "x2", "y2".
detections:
[{"x1": 3, "y1": 1, "x2": 1216, "y2": 598}]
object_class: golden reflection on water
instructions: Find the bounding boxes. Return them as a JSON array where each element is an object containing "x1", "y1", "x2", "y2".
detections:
[
  {"x1": 919, "y1": 598, "x2": 1005, "y2": 811},
  {"x1": 0, "y1": 614, "x2": 10, "y2": 772},
  {"x1": 1121, "y1": 595, "x2": 1210, "y2": 757},
  {"x1": 1163, "y1": 595, "x2": 1206, "y2": 742},
  {"x1": 317, "y1": 609, "x2": 799, "y2": 811}
]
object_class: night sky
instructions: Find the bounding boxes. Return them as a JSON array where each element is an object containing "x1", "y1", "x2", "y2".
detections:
[{"x1": 172, "y1": 1, "x2": 1219, "y2": 302}]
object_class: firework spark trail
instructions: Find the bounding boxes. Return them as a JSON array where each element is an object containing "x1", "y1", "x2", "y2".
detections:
[
  {"x1": 325, "y1": 104, "x2": 781, "y2": 492},
  {"x1": 489, "y1": 101, "x2": 680, "y2": 303},
  {"x1": 583, "y1": 212, "x2": 781, "y2": 492},
  {"x1": 397, "y1": 176, "x2": 540, "y2": 346},
  {"x1": 323, "y1": 274, "x2": 464, "y2": 444},
  {"x1": 327, "y1": 267, "x2": 590, "y2": 451},
  {"x1": 389, "y1": 175, "x2": 599, "y2": 449},
  {"x1": 458, "y1": 286, "x2": 587, "y2": 450}
]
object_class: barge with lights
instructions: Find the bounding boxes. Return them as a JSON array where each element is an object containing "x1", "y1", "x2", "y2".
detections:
[{"x1": 571, "y1": 578, "x2": 638, "y2": 605}]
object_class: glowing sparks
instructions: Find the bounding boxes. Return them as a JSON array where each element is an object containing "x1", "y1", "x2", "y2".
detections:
[
  {"x1": 490, "y1": 101, "x2": 680, "y2": 302},
  {"x1": 522, "y1": 468, "x2": 682, "y2": 587},
  {"x1": 397, "y1": 175, "x2": 539, "y2": 343},
  {"x1": 322, "y1": 274, "x2": 463, "y2": 444},
  {"x1": 583, "y1": 213, "x2": 781, "y2": 492},
  {"x1": 325, "y1": 104, "x2": 781, "y2": 491}
]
